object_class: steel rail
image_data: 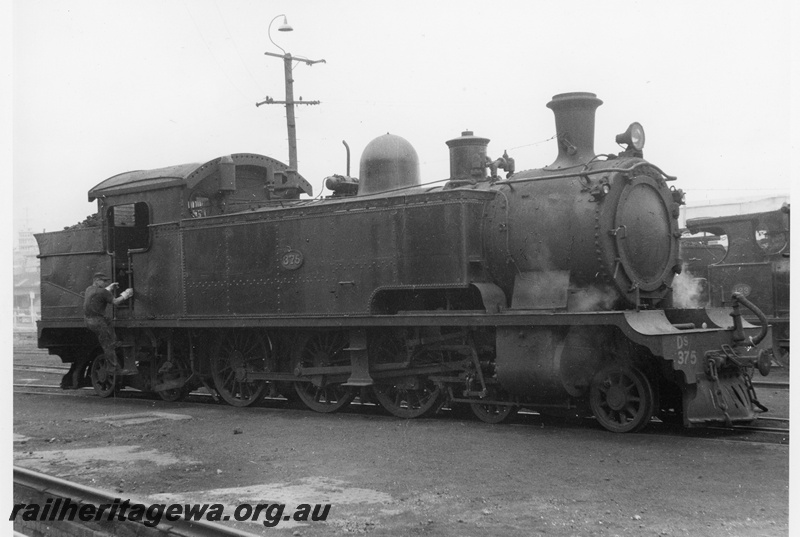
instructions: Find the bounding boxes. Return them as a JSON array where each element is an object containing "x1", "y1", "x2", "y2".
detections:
[
  {"x1": 757, "y1": 416, "x2": 790, "y2": 423},
  {"x1": 14, "y1": 365, "x2": 70, "y2": 373},
  {"x1": 706, "y1": 424, "x2": 790, "y2": 435},
  {"x1": 13, "y1": 466, "x2": 262, "y2": 537},
  {"x1": 14, "y1": 382, "x2": 789, "y2": 439},
  {"x1": 14, "y1": 384, "x2": 86, "y2": 390},
  {"x1": 751, "y1": 380, "x2": 790, "y2": 390}
]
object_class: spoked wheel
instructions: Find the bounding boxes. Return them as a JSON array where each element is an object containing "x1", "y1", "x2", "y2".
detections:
[
  {"x1": 373, "y1": 378, "x2": 443, "y2": 419},
  {"x1": 154, "y1": 352, "x2": 192, "y2": 403},
  {"x1": 211, "y1": 330, "x2": 270, "y2": 407},
  {"x1": 294, "y1": 382, "x2": 354, "y2": 413},
  {"x1": 293, "y1": 331, "x2": 354, "y2": 413},
  {"x1": 368, "y1": 329, "x2": 407, "y2": 366},
  {"x1": 372, "y1": 344, "x2": 444, "y2": 419},
  {"x1": 470, "y1": 388, "x2": 518, "y2": 424},
  {"x1": 589, "y1": 364, "x2": 654, "y2": 433},
  {"x1": 90, "y1": 354, "x2": 119, "y2": 398}
]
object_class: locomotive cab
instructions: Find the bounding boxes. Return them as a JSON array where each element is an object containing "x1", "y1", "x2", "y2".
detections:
[{"x1": 38, "y1": 153, "x2": 311, "y2": 324}]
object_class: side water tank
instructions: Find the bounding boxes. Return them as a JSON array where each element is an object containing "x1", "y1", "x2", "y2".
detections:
[{"x1": 358, "y1": 133, "x2": 420, "y2": 195}]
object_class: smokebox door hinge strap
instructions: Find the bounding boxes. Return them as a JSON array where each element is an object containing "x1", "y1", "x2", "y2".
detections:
[{"x1": 609, "y1": 225, "x2": 627, "y2": 238}]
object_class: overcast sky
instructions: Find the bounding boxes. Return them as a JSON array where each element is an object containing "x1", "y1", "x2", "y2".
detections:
[
  {"x1": 10, "y1": 0, "x2": 796, "y2": 239},
  {"x1": 5, "y1": 0, "x2": 797, "y2": 506}
]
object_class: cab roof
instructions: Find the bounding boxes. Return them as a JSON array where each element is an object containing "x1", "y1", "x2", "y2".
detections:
[{"x1": 87, "y1": 153, "x2": 312, "y2": 201}]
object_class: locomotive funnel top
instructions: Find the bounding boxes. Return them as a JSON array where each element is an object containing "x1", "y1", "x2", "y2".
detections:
[{"x1": 547, "y1": 92, "x2": 603, "y2": 169}]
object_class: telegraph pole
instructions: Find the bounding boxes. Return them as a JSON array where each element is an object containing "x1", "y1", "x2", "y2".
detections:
[{"x1": 257, "y1": 51, "x2": 324, "y2": 172}]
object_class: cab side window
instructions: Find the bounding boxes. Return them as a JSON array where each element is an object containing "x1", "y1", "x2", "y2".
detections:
[{"x1": 107, "y1": 202, "x2": 150, "y2": 253}]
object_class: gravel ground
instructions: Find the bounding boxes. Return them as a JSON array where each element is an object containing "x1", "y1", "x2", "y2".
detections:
[{"x1": 12, "y1": 335, "x2": 790, "y2": 536}]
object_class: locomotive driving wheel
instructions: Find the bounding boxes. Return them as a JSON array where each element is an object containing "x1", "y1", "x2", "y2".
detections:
[
  {"x1": 90, "y1": 353, "x2": 119, "y2": 398},
  {"x1": 154, "y1": 351, "x2": 192, "y2": 403},
  {"x1": 470, "y1": 387, "x2": 518, "y2": 424},
  {"x1": 211, "y1": 330, "x2": 269, "y2": 407},
  {"x1": 589, "y1": 364, "x2": 654, "y2": 433},
  {"x1": 373, "y1": 378, "x2": 443, "y2": 419},
  {"x1": 292, "y1": 331, "x2": 355, "y2": 413},
  {"x1": 369, "y1": 332, "x2": 444, "y2": 419}
]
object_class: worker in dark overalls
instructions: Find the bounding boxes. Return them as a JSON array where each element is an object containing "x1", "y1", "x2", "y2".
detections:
[{"x1": 62, "y1": 272, "x2": 133, "y2": 389}]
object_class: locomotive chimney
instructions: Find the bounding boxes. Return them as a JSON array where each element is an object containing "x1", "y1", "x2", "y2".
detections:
[{"x1": 546, "y1": 92, "x2": 603, "y2": 169}]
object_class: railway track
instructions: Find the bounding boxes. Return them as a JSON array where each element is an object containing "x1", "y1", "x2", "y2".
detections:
[
  {"x1": 14, "y1": 381, "x2": 788, "y2": 444},
  {"x1": 701, "y1": 423, "x2": 790, "y2": 438},
  {"x1": 14, "y1": 346, "x2": 789, "y2": 442},
  {"x1": 14, "y1": 365, "x2": 70, "y2": 374},
  {"x1": 751, "y1": 380, "x2": 790, "y2": 390},
  {"x1": 14, "y1": 351, "x2": 51, "y2": 358},
  {"x1": 13, "y1": 466, "x2": 262, "y2": 536}
]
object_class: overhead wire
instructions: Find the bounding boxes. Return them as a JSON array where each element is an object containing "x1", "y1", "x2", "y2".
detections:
[
  {"x1": 181, "y1": 0, "x2": 253, "y2": 103},
  {"x1": 213, "y1": 1, "x2": 263, "y2": 94},
  {"x1": 507, "y1": 134, "x2": 557, "y2": 151}
]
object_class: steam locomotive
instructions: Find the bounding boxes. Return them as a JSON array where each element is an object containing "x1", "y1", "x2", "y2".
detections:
[
  {"x1": 682, "y1": 206, "x2": 790, "y2": 365},
  {"x1": 36, "y1": 92, "x2": 774, "y2": 432}
]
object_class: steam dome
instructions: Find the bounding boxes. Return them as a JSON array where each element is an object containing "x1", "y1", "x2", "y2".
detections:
[{"x1": 358, "y1": 134, "x2": 420, "y2": 195}]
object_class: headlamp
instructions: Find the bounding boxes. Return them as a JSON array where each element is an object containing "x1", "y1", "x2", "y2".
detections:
[{"x1": 616, "y1": 122, "x2": 646, "y2": 151}]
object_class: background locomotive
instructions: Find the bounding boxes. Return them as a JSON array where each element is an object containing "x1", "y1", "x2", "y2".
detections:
[
  {"x1": 681, "y1": 205, "x2": 790, "y2": 366},
  {"x1": 36, "y1": 92, "x2": 773, "y2": 432}
]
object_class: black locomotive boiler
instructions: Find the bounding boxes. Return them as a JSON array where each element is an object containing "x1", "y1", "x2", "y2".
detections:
[{"x1": 36, "y1": 92, "x2": 774, "y2": 432}]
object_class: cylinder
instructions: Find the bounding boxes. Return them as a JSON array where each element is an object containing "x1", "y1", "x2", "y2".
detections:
[
  {"x1": 496, "y1": 326, "x2": 607, "y2": 399},
  {"x1": 445, "y1": 131, "x2": 490, "y2": 182}
]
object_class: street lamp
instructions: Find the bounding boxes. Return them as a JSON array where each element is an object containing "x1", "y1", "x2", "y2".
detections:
[
  {"x1": 268, "y1": 14, "x2": 293, "y2": 54},
  {"x1": 256, "y1": 15, "x2": 324, "y2": 173}
]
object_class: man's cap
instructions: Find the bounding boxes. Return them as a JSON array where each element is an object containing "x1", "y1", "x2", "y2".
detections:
[{"x1": 93, "y1": 272, "x2": 111, "y2": 281}]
